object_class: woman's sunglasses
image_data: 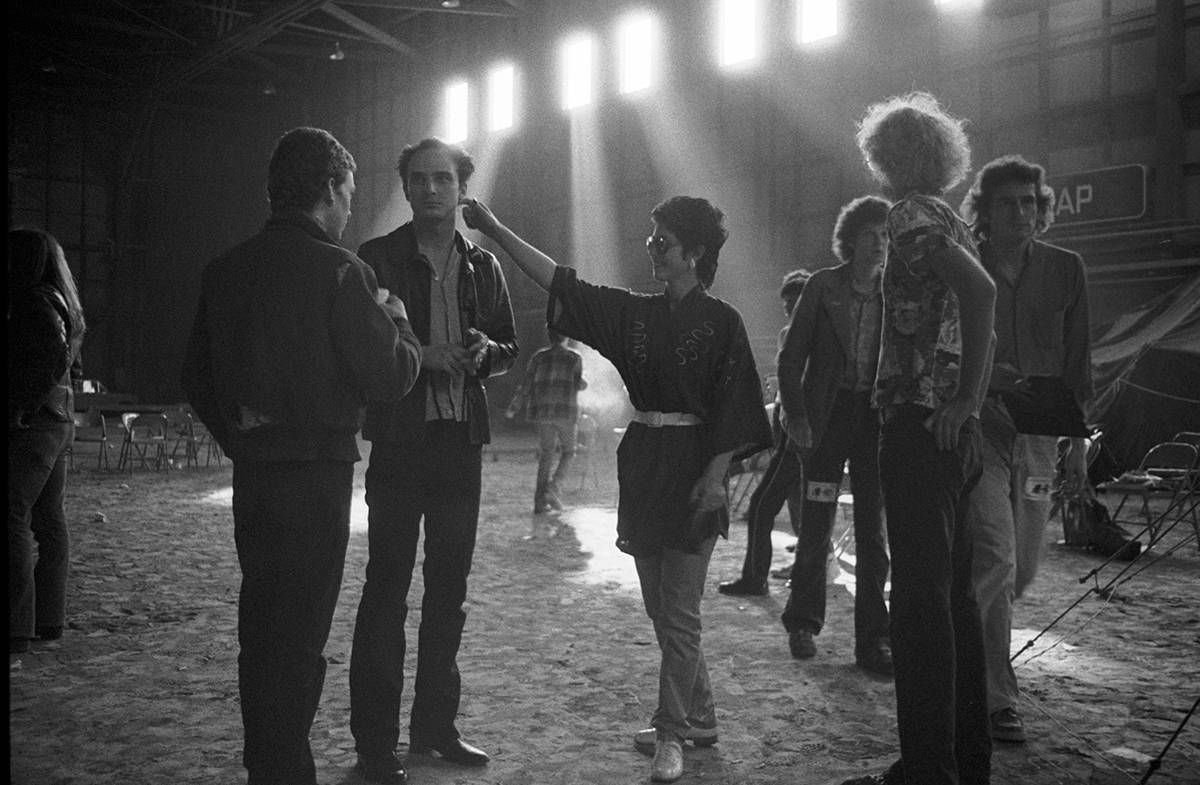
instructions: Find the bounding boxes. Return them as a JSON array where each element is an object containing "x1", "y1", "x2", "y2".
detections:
[{"x1": 645, "y1": 235, "x2": 678, "y2": 256}]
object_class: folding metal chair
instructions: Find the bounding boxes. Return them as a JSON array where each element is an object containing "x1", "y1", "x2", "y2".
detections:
[
  {"x1": 1099, "y1": 441, "x2": 1199, "y2": 544},
  {"x1": 728, "y1": 449, "x2": 770, "y2": 517},
  {"x1": 190, "y1": 419, "x2": 224, "y2": 466},
  {"x1": 69, "y1": 408, "x2": 110, "y2": 471},
  {"x1": 117, "y1": 412, "x2": 168, "y2": 472},
  {"x1": 164, "y1": 409, "x2": 200, "y2": 468}
]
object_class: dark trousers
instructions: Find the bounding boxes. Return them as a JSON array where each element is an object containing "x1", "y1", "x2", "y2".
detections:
[
  {"x1": 739, "y1": 439, "x2": 804, "y2": 583},
  {"x1": 232, "y1": 459, "x2": 353, "y2": 785},
  {"x1": 781, "y1": 390, "x2": 888, "y2": 654},
  {"x1": 9, "y1": 422, "x2": 73, "y2": 641},
  {"x1": 879, "y1": 406, "x2": 990, "y2": 785},
  {"x1": 350, "y1": 421, "x2": 482, "y2": 756}
]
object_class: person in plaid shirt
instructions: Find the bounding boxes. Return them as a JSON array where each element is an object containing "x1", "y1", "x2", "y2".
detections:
[{"x1": 509, "y1": 328, "x2": 587, "y2": 512}]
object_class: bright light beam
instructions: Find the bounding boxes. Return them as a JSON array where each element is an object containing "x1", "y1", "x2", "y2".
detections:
[
  {"x1": 617, "y1": 11, "x2": 656, "y2": 95},
  {"x1": 718, "y1": 0, "x2": 760, "y2": 69},
  {"x1": 487, "y1": 62, "x2": 515, "y2": 133},
  {"x1": 561, "y1": 33, "x2": 595, "y2": 111},
  {"x1": 798, "y1": 0, "x2": 838, "y2": 44},
  {"x1": 442, "y1": 79, "x2": 469, "y2": 143}
]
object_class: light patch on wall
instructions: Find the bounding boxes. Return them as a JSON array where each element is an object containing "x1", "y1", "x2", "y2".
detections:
[
  {"x1": 442, "y1": 79, "x2": 469, "y2": 143},
  {"x1": 797, "y1": 0, "x2": 838, "y2": 44},
  {"x1": 717, "y1": 0, "x2": 760, "y2": 69},
  {"x1": 561, "y1": 33, "x2": 595, "y2": 110},
  {"x1": 487, "y1": 62, "x2": 515, "y2": 133},
  {"x1": 617, "y1": 11, "x2": 656, "y2": 95}
]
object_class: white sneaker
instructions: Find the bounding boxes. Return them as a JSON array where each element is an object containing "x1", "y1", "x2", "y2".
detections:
[
  {"x1": 634, "y1": 726, "x2": 718, "y2": 747},
  {"x1": 650, "y1": 737, "x2": 684, "y2": 782}
]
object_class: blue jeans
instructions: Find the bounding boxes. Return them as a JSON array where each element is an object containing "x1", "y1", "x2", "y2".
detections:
[
  {"x1": 8, "y1": 422, "x2": 73, "y2": 641},
  {"x1": 233, "y1": 459, "x2": 353, "y2": 785},
  {"x1": 635, "y1": 536, "x2": 718, "y2": 739},
  {"x1": 879, "y1": 406, "x2": 990, "y2": 785},
  {"x1": 351, "y1": 422, "x2": 482, "y2": 755},
  {"x1": 781, "y1": 390, "x2": 888, "y2": 654}
]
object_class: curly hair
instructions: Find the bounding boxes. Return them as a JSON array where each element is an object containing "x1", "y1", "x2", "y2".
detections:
[
  {"x1": 780, "y1": 268, "x2": 811, "y2": 301},
  {"x1": 650, "y1": 196, "x2": 729, "y2": 289},
  {"x1": 267, "y1": 127, "x2": 356, "y2": 212},
  {"x1": 780, "y1": 268, "x2": 811, "y2": 315},
  {"x1": 960, "y1": 154, "x2": 1056, "y2": 241},
  {"x1": 396, "y1": 137, "x2": 475, "y2": 190},
  {"x1": 831, "y1": 196, "x2": 891, "y2": 263},
  {"x1": 855, "y1": 91, "x2": 971, "y2": 198}
]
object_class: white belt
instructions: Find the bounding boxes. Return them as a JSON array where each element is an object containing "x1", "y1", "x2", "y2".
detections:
[{"x1": 630, "y1": 410, "x2": 703, "y2": 427}]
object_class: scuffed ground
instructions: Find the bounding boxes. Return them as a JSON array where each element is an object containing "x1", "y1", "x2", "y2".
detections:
[{"x1": 10, "y1": 434, "x2": 1199, "y2": 785}]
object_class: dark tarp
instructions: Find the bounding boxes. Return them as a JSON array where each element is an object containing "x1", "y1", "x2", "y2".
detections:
[{"x1": 1089, "y1": 272, "x2": 1200, "y2": 475}]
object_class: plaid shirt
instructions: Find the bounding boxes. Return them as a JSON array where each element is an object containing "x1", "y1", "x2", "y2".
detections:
[{"x1": 519, "y1": 344, "x2": 585, "y2": 423}]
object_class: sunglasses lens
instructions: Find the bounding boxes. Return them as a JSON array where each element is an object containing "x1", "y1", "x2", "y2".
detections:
[{"x1": 646, "y1": 236, "x2": 669, "y2": 255}]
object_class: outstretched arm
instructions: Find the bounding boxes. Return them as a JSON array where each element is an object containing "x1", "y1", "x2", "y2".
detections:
[{"x1": 461, "y1": 197, "x2": 558, "y2": 291}]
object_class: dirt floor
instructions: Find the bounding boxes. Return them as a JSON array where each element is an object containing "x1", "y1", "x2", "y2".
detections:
[{"x1": 9, "y1": 430, "x2": 1200, "y2": 785}]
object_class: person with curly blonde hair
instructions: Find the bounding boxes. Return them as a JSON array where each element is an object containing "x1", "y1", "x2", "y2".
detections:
[{"x1": 843, "y1": 92, "x2": 997, "y2": 785}]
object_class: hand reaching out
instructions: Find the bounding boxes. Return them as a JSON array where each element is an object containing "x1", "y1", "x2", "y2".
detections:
[
  {"x1": 460, "y1": 197, "x2": 499, "y2": 238},
  {"x1": 689, "y1": 474, "x2": 726, "y2": 513}
]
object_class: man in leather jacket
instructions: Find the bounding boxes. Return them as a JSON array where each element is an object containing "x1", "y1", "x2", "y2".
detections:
[{"x1": 347, "y1": 138, "x2": 517, "y2": 781}]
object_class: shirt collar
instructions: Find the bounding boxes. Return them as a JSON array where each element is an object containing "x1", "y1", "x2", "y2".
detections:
[
  {"x1": 402, "y1": 225, "x2": 475, "y2": 276},
  {"x1": 266, "y1": 208, "x2": 341, "y2": 246}
]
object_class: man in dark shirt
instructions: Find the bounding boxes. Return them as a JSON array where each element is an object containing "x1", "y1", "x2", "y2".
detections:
[
  {"x1": 960, "y1": 155, "x2": 1093, "y2": 744},
  {"x1": 181, "y1": 126, "x2": 421, "y2": 785},
  {"x1": 348, "y1": 138, "x2": 518, "y2": 782}
]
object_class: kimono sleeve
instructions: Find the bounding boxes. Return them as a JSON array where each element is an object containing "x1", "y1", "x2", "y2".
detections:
[
  {"x1": 707, "y1": 307, "x2": 773, "y2": 462},
  {"x1": 547, "y1": 266, "x2": 635, "y2": 365}
]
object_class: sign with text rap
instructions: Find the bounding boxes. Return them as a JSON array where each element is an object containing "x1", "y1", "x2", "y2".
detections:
[{"x1": 1047, "y1": 164, "x2": 1148, "y2": 227}]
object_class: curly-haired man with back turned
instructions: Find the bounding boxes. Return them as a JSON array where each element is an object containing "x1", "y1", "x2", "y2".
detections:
[{"x1": 845, "y1": 92, "x2": 997, "y2": 785}]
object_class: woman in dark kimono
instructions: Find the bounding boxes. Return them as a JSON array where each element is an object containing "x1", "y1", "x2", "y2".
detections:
[{"x1": 462, "y1": 195, "x2": 771, "y2": 783}]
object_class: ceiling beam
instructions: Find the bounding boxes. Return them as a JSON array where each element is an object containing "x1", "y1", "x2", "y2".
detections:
[
  {"x1": 320, "y1": 2, "x2": 415, "y2": 55},
  {"x1": 337, "y1": 0, "x2": 519, "y2": 17},
  {"x1": 146, "y1": 0, "x2": 331, "y2": 95}
]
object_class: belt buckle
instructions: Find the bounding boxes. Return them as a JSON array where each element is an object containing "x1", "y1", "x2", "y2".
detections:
[{"x1": 646, "y1": 411, "x2": 663, "y2": 427}]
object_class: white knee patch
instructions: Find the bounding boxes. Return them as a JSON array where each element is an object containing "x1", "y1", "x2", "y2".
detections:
[
  {"x1": 806, "y1": 481, "x2": 839, "y2": 503},
  {"x1": 1023, "y1": 476, "x2": 1054, "y2": 501}
]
